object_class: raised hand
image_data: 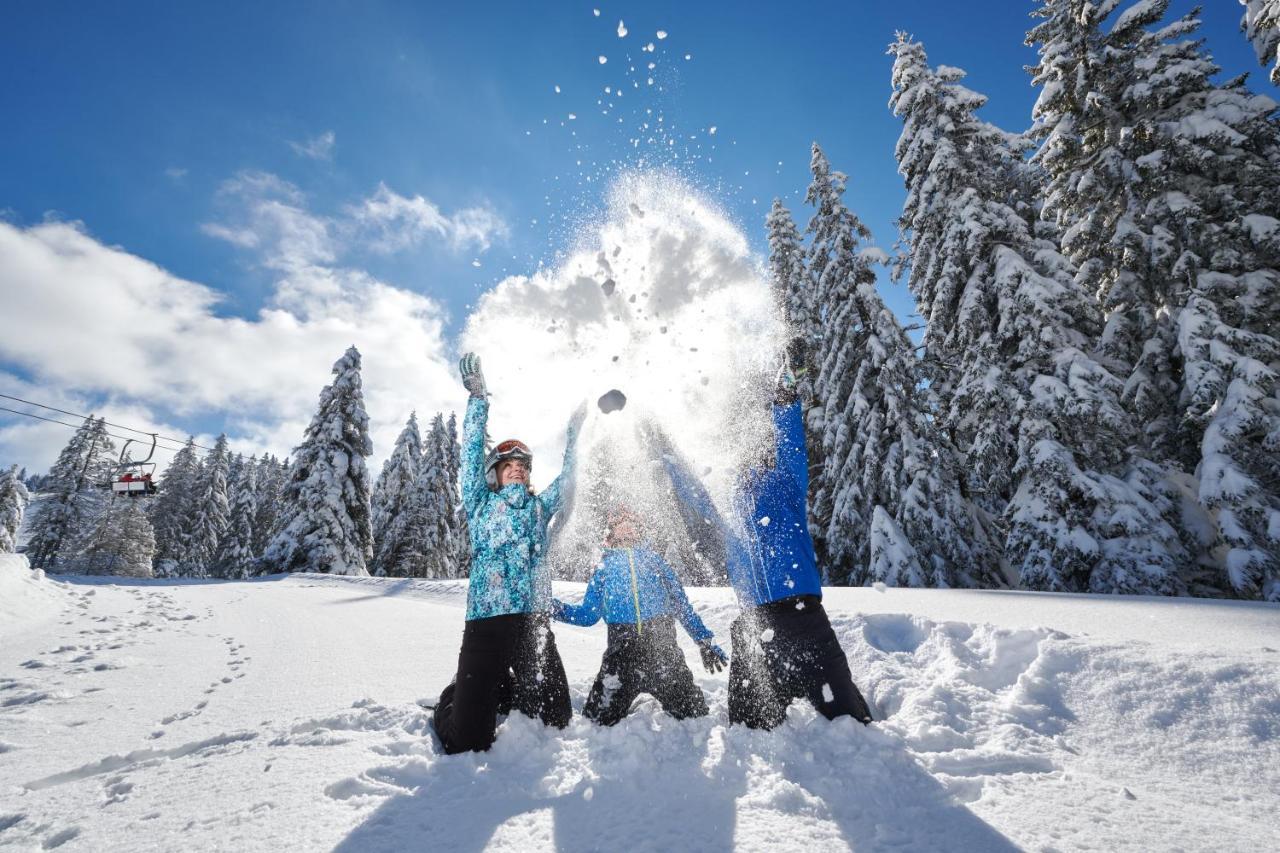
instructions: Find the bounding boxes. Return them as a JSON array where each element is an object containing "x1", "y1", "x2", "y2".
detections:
[{"x1": 459, "y1": 352, "x2": 487, "y2": 398}]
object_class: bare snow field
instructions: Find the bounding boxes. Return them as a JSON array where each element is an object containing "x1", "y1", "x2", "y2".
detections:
[{"x1": 1, "y1": 555, "x2": 1277, "y2": 852}]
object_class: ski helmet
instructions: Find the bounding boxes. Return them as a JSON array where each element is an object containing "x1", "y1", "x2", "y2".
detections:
[{"x1": 485, "y1": 439, "x2": 532, "y2": 489}]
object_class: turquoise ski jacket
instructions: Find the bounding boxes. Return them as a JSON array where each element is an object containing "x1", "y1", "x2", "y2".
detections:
[
  {"x1": 461, "y1": 396, "x2": 578, "y2": 621},
  {"x1": 552, "y1": 545, "x2": 714, "y2": 643}
]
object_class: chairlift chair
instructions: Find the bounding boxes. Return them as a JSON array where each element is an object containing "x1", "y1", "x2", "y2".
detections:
[{"x1": 110, "y1": 433, "x2": 159, "y2": 497}]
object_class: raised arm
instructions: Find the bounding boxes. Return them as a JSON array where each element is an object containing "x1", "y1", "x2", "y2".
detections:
[
  {"x1": 551, "y1": 569, "x2": 603, "y2": 627},
  {"x1": 771, "y1": 401, "x2": 809, "y2": 492},
  {"x1": 539, "y1": 403, "x2": 586, "y2": 515},
  {"x1": 458, "y1": 353, "x2": 491, "y2": 515}
]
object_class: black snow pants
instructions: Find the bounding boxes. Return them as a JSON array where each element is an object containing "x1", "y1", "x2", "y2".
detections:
[
  {"x1": 727, "y1": 595, "x2": 873, "y2": 729},
  {"x1": 432, "y1": 612, "x2": 571, "y2": 755},
  {"x1": 582, "y1": 616, "x2": 710, "y2": 726}
]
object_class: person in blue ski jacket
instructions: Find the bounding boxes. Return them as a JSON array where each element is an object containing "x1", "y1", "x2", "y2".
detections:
[
  {"x1": 662, "y1": 340, "x2": 873, "y2": 728},
  {"x1": 432, "y1": 352, "x2": 585, "y2": 754},
  {"x1": 552, "y1": 506, "x2": 727, "y2": 725}
]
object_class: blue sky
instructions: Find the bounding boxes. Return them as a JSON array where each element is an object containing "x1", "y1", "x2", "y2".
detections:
[{"x1": 0, "y1": 1, "x2": 1267, "y2": 473}]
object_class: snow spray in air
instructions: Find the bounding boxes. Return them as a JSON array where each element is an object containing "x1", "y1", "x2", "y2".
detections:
[{"x1": 460, "y1": 171, "x2": 787, "y2": 582}]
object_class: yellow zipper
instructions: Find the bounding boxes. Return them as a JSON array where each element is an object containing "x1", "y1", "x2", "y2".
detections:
[{"x1": 626, "y1": 547, "x2": 642, "y2": 636}]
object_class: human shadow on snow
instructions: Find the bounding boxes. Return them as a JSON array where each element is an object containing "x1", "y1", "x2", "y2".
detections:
[{"x1": 334, "y1": 699, "x2": 1019, "y2": 852}]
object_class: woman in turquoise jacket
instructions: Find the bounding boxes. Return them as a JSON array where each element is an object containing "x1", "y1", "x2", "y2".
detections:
[
  {"x1": 553, "y1": 507, "x2": 727, "y2": 726},
  {"x1": 432, "y1": 353, "x2": 584, "y2": 754}
]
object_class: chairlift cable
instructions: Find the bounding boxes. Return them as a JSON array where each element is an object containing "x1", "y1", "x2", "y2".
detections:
[
  {"x1": 0, "y1": 404, "x2": 185, "y2": 450},
  {"x1": 0, "y1": 392, "x2": 213, "y2": 452}
]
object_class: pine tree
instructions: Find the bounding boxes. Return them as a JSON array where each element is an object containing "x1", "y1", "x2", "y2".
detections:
[
  {"x1": 767, "y1": 198, "x2": 814, "y2": 363},
  {"x1": 76, "y1": 498, "x2": 155, "y2": 577},
  {"x1": 1028, "y1": 1, "x2": 1280, "y2": 597},
  {"x1": 252, "y1": 455, "x2": 286, "y2": 559},
  {"x1": 803, "y1": 143, "x2": 879, "y2": 568},
  {"x1": 216, "y1": 461, "x2": 258, "y2": 579},
  {"x1": 262, "y1": 347, "x2": 374, "y2": 575},
  {"x1": 0, "y1": 465, "x2": 30, "y2": 554},
  {"x1": 371, "y1": 413, "x2": 423, "y2": 577},
  {"x1": 149, "y1": 438, "x2": 200, "y2": 575},
  {"x1": 1243, "y1": 0, "x2": 1280, "y2": 85},
  {"x1": 803, "y1": 145, "x2": 992, "y2": 586},
  {"x1": 420, "y1": 414, "x2": 458, "y2": 579},
  {"x1": 892, "y1": 33, "x2": 1186, "y2": 594},
  {"x1": 26, "y1": 417, "x2": 116, "y2": 571},
  {"x1": 187, "y1": 434, "x2": 231, "y2": 577}
]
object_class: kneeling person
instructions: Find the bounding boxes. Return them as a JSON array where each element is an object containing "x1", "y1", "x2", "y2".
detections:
[{"x1": 553, "y1": 507, "x2": 727, "y2": 726}]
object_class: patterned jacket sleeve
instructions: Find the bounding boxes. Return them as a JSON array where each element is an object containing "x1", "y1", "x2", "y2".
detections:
[
  {"x1": 538, "y1": 414, "x2": 581, "y2": 515},
  {"x1": 461, "y1": 396, "x2": 490, "y2": 517}
]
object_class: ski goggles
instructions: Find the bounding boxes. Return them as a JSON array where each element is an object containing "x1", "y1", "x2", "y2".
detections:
[{"x1": 493, "y1": 439, "x2": 531, "y2": 460}]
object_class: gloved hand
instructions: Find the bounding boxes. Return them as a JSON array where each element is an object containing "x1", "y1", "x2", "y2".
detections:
[
  {"x1": 459, "y1": 352, "x2": 487, "y2": 398},
  {"x1": 698, "y1": 640, "x2": 728, "y2": 674}
]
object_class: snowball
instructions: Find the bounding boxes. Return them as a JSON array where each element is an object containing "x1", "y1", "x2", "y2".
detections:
[
  {"x1": 656, "y1": 30, "x2": 668, "y2": 39},
  {"x1": 554, "y1": 85, "x2": 561, "y2": 93},
  {"x1": 873, "y1": 581, "x2": 887, "y2": 593},
  {"x1": 584, "y1": 786, "x2": 595, "y2": 800},
  {"x1": 471, "y1": 260, "x2": 481, "y2": 268},
  {"x1": 822, "y1": 683, "x2": 834, "y2": 703},
  {"x1": 758, "y1": 516, "x2": 770, "y2": 527},
  {"x1": 598, "y1": 55, "x2": 608, "y2": 64},
  {"x1": 592, "y1": 8, "x2": 600, "y2": 16},
  {"x1": 760, "y1": 629, "x2": 775, "y2": 643},
  {"x1": 617, "y1": 20, "x2": 627, "y2": 38},
  {"x1": 709, "y1": 126, "x2": 717, "y2": 135}
]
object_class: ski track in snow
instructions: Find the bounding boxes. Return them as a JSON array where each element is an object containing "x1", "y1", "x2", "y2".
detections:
[{"x1": 0, "y1": 562, "x2": 1277, "y2": 851}]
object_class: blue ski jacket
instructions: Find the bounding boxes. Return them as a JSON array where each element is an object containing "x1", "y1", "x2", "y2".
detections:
[
  {"x1": 461, "y1": 396, "x2": 579, "y2": 621},
  {"x1": 552, "y1": 545, "x2": 714, "y2": 643},
  {"x1": 664, "y1": 402, "x2": 822, "y2": 607}
]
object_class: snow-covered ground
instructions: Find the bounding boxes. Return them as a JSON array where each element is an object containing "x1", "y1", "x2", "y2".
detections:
[{"x1": 1, "y1": 556, "x2": 1277, "y2": 852}]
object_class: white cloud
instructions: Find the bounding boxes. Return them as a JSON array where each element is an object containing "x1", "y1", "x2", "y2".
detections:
[
  {"x1": 0, "y1": 209, "x2": 463, "y2": 475},
  {"x1": 350, "y1": 183, "x2": 509, "y2": 254},
  {"x1": 164, "y1": 167, "x2": 188, "y2": 182},
  {"x1": 288, "y1": 130, "x2": 336, "y2": 161}
]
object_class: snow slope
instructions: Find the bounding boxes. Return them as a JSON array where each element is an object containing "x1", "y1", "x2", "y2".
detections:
[{"x1": 1, "y1": 561, "x2": 1277, "y2": 852}]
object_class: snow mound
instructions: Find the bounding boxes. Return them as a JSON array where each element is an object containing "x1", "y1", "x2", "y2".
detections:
[{"x1": 0, "y1": 555, "x2": 67, "y2": 637}]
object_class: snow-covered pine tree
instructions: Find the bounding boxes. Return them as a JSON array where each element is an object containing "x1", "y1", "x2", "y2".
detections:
[
  {"x1": 26, "y1": 417, "x2": 116, "y2": 571},
  {"x1": 767, "y1": 198, "x2": 814, "y2": 359},
  {"x1": 252, "y1": 454, "x2": 286, "y2": 558},
  {"x1": 420, "y1": 413, "x2": 459, "y2": 579},
  {"x1": 76, "y1": 497, "x2": 156, "y2": 577},
  {"x1": 187, "y1": 434, "x2": 230, "y2": 578},
  {"x1": 262, "y1": 347, "x2": 374, "y2": 576},
  {"x1": 149, "y1": 438, "x2": 200, "y2": 576},
  {"x1": 1028, "y1": 1, "x2": 1280, "y2": 598},
  {"x1": 803, "y1": 143, "x2": 992, "y2": 587},
  {"x1": 803, "y1": 144, "x2": 878, "y2": 568},
  {"x1": 215, "y1": 460, "x2": 257, "y2": 579},
  {"x1": 1243, "y1": 0, "x2": 1280, "y2": 85},
  {"x1": 0, "y1": 465, "x2": 30, "y2": 554},
  {"x1": 892, "y1": 33, "x2": 1186, "y2": 594},
  {"x1": 370, "y1": 413, "x2": 422, "y2": 577}
]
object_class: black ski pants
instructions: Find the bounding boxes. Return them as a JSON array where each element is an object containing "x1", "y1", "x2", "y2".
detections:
[
  {"x1": 727, "y1": 596, "x2": 873, "y2": 729},
  {"x1": 582, "y1": 616, "x2": 709, "y2": 726},
  {"x1": 433, "y1": 612, "x2": 571, "y2": 755}
]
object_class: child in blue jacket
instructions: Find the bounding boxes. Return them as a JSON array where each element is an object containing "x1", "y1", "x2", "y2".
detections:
[{"x1": 553, "y1": 507, "x2": 727, "y2": 725}]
